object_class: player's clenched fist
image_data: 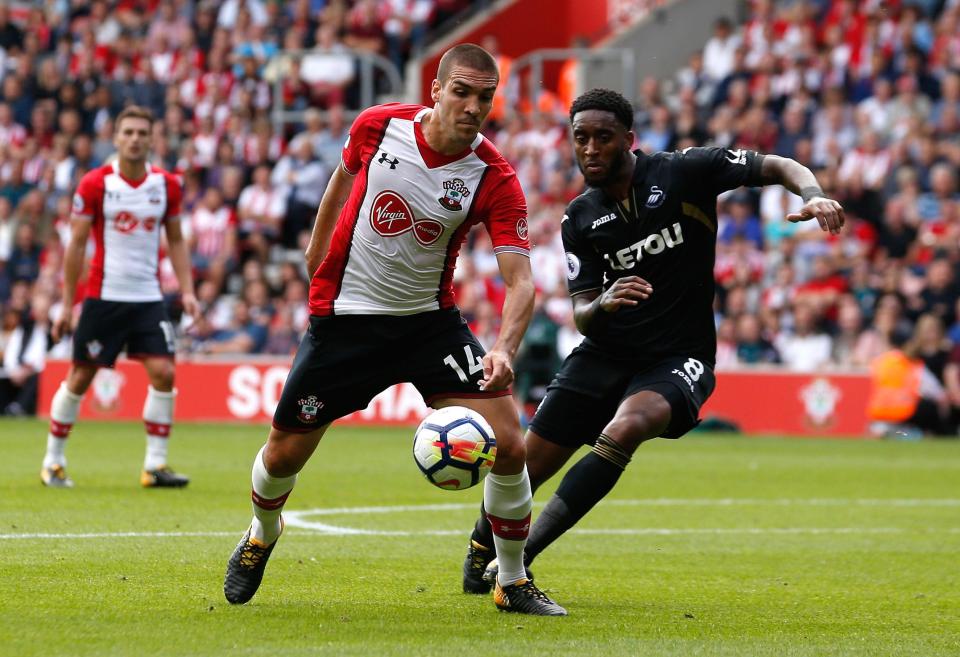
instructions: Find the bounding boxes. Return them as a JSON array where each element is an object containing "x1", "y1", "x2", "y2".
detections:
[{"x1": 599, "y1": 276, "x2": 653, "y2": 312}]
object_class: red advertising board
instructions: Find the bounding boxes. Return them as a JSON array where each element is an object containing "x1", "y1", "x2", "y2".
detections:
[{"x1": 38, "y1": 360, "x2": 872, "y2": 437}]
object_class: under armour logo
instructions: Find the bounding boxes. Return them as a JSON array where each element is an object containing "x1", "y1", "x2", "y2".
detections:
[{"x1": 377, "y1": 152, "x2": 399, "y2": 169}]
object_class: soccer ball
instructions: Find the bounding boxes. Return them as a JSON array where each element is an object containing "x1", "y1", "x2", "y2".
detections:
[{"x1": 413, "y1": 406, "x2": 497, "y2": 490}]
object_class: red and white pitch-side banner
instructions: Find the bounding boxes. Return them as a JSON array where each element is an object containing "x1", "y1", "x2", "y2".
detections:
[
  {"x1": 38, "y1": 360, "x2": 872, "y2": 436},
  {"x1": 38, "y1": 359, "x2": 429, "y2": 425}
]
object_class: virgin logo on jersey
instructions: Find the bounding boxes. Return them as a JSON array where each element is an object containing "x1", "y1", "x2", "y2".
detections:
[
  {"x1": 113, "y1": 211, "x2": 158, "y2": 234},
  {"x1": 370, "y1": 190, "x2": 445, "y2": 246},
  {"x1": 603, "y1": 222, "x2": 684, "y2": 271}
]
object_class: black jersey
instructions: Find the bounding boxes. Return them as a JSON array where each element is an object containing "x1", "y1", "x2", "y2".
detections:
[{"x1": 562, "y1": 146, "x2": 765, "y2": 366}]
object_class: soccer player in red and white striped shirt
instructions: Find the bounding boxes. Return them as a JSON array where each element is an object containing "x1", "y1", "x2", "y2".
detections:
[
  {"x1": 223, "y1": 44, "x2": 566, "y2": 616},
  {"x1": 41, "y1": 106, "x2": 200, "y2": 489}
]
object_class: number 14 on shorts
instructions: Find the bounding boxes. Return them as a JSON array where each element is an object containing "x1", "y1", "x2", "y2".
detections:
[{"x1": 444, "y1": 345, "x2": 484, "y2": 383}]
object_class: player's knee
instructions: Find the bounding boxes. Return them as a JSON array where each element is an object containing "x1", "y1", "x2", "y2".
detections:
[
  {"x1": 66, "y1": 366, "x2": 97, "y2": 394},
  {"x1": 149, "y1": 363, "x2": 175, "y2": 391},
  {"x1": 263, "y1": 433, "x2": 313, "y2": 477},
  {"x1": 492, "y1": 424, "x2": 525, "y2": 470},
  {"x1": 606, "y1": 402, "x2": 671, "y2": 452},
  {"x1": 262, "y1": 442, "x2": 301, "y2": 477}
]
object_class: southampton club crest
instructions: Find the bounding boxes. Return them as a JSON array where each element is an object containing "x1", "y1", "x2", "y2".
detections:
[
  {"x1": 438, "y1": 178, "x2": 470, "y2": 211},
  {"x1": 86, "y1": 340, "x2": 103, "y2": 360},
  {"x1": 298, "y1": 395, "x2": 323, "y2": 424}
]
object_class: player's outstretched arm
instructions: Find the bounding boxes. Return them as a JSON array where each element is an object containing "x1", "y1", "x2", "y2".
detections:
[
  {"x1": 164, "y1": 219, "x2": 200, "y2": 321},
  {"x1": 304, "y1": 164, "x2": 355, "y2": 277},
  {"x1": 571, "y1": 276, "x2": 653, "y2": 337},
  {"x1": 53, "y1": 217, "x2": 92, "y2": 342},
  {"x1": 479, "y1": 252, "x2": 535, "y2": 391},
  {"x1": 758, "y1": 154, "x2": 845, "y2": 235}
]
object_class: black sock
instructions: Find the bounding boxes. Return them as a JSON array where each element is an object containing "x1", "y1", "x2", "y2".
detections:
[
  {"x1": 470, "y1": 501, "x2": 494, "y2": 549},
  {"x1": 525, "y1": 450, "x2": 625, "y2": 563}
]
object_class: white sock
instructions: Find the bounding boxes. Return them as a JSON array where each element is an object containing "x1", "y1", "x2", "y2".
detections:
[
  {"x1": 44, "y1": 382, "x2": 83, "y2": 469},
  {"x1": 484, "y1": 468, "x2": 533, "y2": 586},
  {"x1": 250, "y1": 445, "x2": 296, "y2": 544},
  {"x1": 143, "y1": 386, "x2": 175, "y2": 470}
]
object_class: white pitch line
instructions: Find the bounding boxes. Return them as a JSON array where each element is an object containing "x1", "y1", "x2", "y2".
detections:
[
  {"x1": 604, "y1": 498, "x2": 960, "y2": 508},
  {"x1": 0, "y1": 531, "x2": 237, "y2": 540},
  {"x1": 3, "y1": 499, "x2": 958, "y2": 541},
  {"x1": 0, "y1": 527, "x2": 930, "y2": 540},
  {"x1": 281, "y1": 498, "x2": 960, "y2": 516}
]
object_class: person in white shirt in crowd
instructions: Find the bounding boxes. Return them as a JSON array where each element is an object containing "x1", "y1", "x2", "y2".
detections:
[
  {"x1": 702, "y1": 17, "x2": 741, "y2": 83},
  {"x1": 776, "y1": 302, "x2": 834, "y2": 372},
  {"x1": 237, "y1": 164, "x2": 285, "y2": 262}
]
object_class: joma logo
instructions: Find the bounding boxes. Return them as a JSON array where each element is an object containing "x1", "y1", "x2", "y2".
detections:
[
  {"x1": 591, "y1": 213, "x2": 617, "y2": 229},
  {"x1": 604, "y1": 222, "x2": 684, "y2": 271}
]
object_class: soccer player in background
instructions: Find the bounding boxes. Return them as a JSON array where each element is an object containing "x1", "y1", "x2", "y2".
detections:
[
  {"x1": 463, "y1": 88, "x2": 845, "y2": 592},
  {"x1": 223, "y1": 44, "x2": 566, "y2": 616},
  {"x1": 40, "y1": 106, "x2": 200, "y2": 489}
]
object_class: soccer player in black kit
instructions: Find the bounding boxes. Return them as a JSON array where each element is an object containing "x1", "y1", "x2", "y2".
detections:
[{"x1": 462, "y1": 88, "x2": 845, "y2": 597}]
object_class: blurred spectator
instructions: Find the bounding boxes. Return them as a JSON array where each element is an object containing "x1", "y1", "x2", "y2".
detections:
[
  {"x1": 344, "y1": 0, "x2": 386, "y2": 55},
  {"x1": 299, "y1": 25, "x2": 356, "y2": 109},
  {"x1": 715, "y1": 317, "x2": 738, "y2": 370},
  {"x1": 271, "y1": 138, "x2": 328, "y2": 248},
  {"x1": 735, "y1": 313, "x2": 780, "y2": 365},
  {"x1": 832, "y1": 297, "x2": 866, "y2": 367},
  {"x1": 189, "y1": 299, "x2": 266, "y2": 355},
  {"x1": 703, "y1": 17, "x2": 740, "y2": 83},
  {"x1": 0, "y1": 297, "x2": 48, "y2": 415},
  {"x1": 907, "y1": 313, "x2": 953, "y2": 388},
  {"x1": 794, "y1": 256, "x2": 848, "y2": 320},
  {"x1": 237, "y1": 164, "x2": 285, "y2": 263},
  {"x1": 186, "y1": 187, "x2": 238, "y2": 292},
  {"x1": 263, "y1": 304, "x2": 300, "y2": 356},
  {"x1": 718, "y1": 191, "x2": 763, "y2": 249},
  {"x1": 775, "y1": 303, "x2": 833, "y2": 371},
  {"x1": 7, "y1": 223, "x2": 41, "y2": 284}
]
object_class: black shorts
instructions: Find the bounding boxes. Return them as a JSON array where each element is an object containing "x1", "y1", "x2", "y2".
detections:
[
  {"x1": 529, "y1": 345, "x2": 716, "y2": 447},
  {"x1": 272, "y1": 310, "x2": 510, "y2": 433},
  {"x1": 72, "y1": 299, "x2": 176, "y2": 367}
]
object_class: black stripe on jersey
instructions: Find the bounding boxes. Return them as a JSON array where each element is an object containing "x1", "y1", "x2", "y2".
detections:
[
  {"x1": 331, "y1": 117, "x2": 393, "y2": 314},
  {"x1": 437, "y1": 165, "x2": 490, "y2": 309}
]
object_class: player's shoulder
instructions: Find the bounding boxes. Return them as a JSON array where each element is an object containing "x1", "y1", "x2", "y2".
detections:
[
  {"x1": 563, "y1": 188, "x2": 605, "y2": 225},
  {"x1": 354, "y1": 102, "x2": 425, "y2": 127},
  {"x1": 473, "y1": 134, "x2": 516, "y2": 173},
  {"x1": 672, "y1": 145, "x2": 751, "y2": 164},
  {"x1": 149, "y1": 164, "x2": 180, "y2": 183},
  {"x1": 79, "y1": 163, "x2": 114, "y2": 187}
]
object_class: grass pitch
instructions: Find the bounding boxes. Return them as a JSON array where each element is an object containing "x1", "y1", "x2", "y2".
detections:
[{"x1": 2, "y1": 420, "x2": 958, "y2": 657}]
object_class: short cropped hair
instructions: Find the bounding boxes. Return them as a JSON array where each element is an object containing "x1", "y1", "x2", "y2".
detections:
[
  {"x1": 115, "y1": 105, "x2": 155, "y2": 130},
  {"x1": 437, "y1": 43, "x2": 499, "y2": 83},
  {"x1": 569, "y1": 88, "x2": 634, "y2": 131}
]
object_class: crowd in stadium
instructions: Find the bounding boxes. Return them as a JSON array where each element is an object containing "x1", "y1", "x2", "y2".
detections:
[{"x1": 1, "y1": 0, "x2": 960, "y2": 421}]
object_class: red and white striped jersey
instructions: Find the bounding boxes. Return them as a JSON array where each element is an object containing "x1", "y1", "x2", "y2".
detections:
[
  {"x1": 310, "y1": 103, "x2": 529, "y2": 316},
  {"x1": 72, "y1": 162, "x2": 182, "y2": 302},
  {"x1": 186, "y1": 204, "x2": 237, "y2": 258}
]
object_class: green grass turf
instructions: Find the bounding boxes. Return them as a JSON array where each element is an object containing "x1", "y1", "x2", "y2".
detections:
[{"x1": 1, "y1": 419, "x2": 958, "y2": 657}]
